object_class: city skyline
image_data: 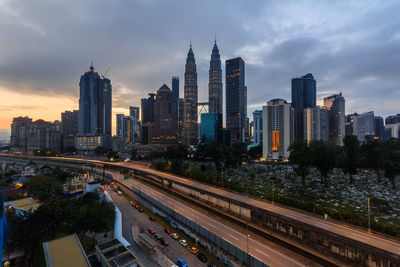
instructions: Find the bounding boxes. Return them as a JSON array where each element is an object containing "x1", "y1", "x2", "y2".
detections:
[{"x1": 1, "y1": 1, "x2": 400, "y2": 133}]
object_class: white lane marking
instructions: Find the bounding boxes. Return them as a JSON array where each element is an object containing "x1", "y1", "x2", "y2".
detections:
[
  {"x1": 207, "y1": 223, "x2": 217, "y2": 228},
  {"x1": 256, "y1": 249, "x2": 270, "y2": 258},
  {"x1": 229, "y1": 234, "x2": 239, "y2": 241},
  {"x1": 123, "y1": 175, "x2": 307, "y2": 266},
  {"x1": 251, "y1": 238, "x2": 305, "y2": 267}
]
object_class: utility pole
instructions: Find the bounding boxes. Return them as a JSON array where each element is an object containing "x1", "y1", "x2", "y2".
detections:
[
  {"x1": 272, "y1": 180, "x2": 275, "y2": 204},
  {"x1": 368, "y1": 197, "x2": 371, "y2": 233}
]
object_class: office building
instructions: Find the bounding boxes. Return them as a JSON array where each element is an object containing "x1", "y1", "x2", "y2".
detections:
[
  {"x1": 253, "y1": 110, "x2": 263, "y2": 146},
  {"x1": 61, "y1": 110, "x2": 78, "y2": 150},
  {"x1": 262, "y1": 99, "x2": 294, "y2": 160},
  {"x1": 200, "y1": 113, "x2": 222, "y2": 143},
  {"x1": 152, "y1": 84, "x2": 177, "y2": 144},
  {"x1": 353, "y1": 111, "x2": 375, "y2": 142},
  {"x1": 177, "y1": 98, "x2": 185, "y2": 143},
  {"x1": 303, "y1": 106, "x2": 329, "y2": 142},
  {"x1": 226, "y1": 57, "x2": 246, "y2": 143},
  {"x1": 345, "y1": 112, "x2": 358, "y2": 135},
  {"x1": 291, "y1": 73, "x2": 316, "y2": 140},
  {"x1": 385, "y1": 114, "x2": 400, "y2": 125},
  {"x1": 172, "y1": 76, "x2": 179, "y2": 106},
  {"x1": 384, "y1": 123, "x2": 400, "y2": 140},
  {"x1": 129, "y1": 106, "x2": 140, "y2": 143},
  {"x1": 77, "y1": 63, "x2": 112, "y2": 150},
  {"x1": 324, "y1": 92, "x2": 345, "y2": 146},
  {"x1": 141, "y1": 93, "x2": 156, "y2": 124},
  {"x1": 374, "y1": 116, "x2": 384, "y2": 139},
  {"x1": 209, "y1": 41, "x2": 223, "y2": 114},
  {"x1": 184, "y1": 44, "x2": 198, "y2": 145},
  {"x1": 116, "y1": 114, "x2": 133, "y2": 143}
]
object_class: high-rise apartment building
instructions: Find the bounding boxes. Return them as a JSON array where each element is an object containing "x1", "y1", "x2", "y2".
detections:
[
  {"x1": 291, "y1": 73, "x2": 316, "y2": 140},
  {"x1": 226, "y1": 57, "x2": 246, "y2": 143},
  {"x1": 385, "y1": 114, "x2": 400, "y2": 125},
  {"x1": 303, "y1": 106, "x2": 329, "y2": 142},
  {"x1": 184, "y1": 44, "x2": 198, "y2": 145},
  {"x1": 61, "y1": 110, "x2": 78, "y2": 150},
  {"x1": 353, "y1": 111, "x2": 375, "y2": 142},
  {"x1": 141, "y1": 93, "x2": 155, "y2": 124},
  {"x1": 262, "y1": 99, "x2": 294, "y2": 160},
  {"x1": 152, "y1": 84, "x2": 177, "y2": 144},
  {"x1": 77, "y1": 64, "x2": 112, "y2": 150},
  {"x1": 324, "y1": 93, "x2": 345, "y2": 146},
  {"x1": 209, "y1": 41, "x2": 223, "y2": 115},
  {"x1": 253, "y1": 110, "x2": 263, "y2": 146}
]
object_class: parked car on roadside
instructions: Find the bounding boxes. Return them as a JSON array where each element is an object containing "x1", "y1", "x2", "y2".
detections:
[
  {"x1": 187, "y1": 246, "x2": 199, "y2": 254},
  {"x1": 149, "y1": 216, "x2": 156, "y2": 221},
  {"x1": 198, "y1": 252, "x2": 207, "y2": 263},
  {"x1": 148, "y1": 227, "x2": 155, "y2": 235},
  {"x1": 160, "y1": 238, "x2": 169, "y2": 246},
  {"x1": 170, "y1": 233, "x2": 179, "y2": 239},
  {"x1": 138, "y1": 208, "x2": 144, "y2": 212},
  {"x1": 164, "y1": 227, "x2": 171, "y2": 234},
  {"x1": 154, "y1": 234, "x2": 162, "y2": 240},
  {"x1": 179, "y1": 239, "x2": 187, "y2": 247}
]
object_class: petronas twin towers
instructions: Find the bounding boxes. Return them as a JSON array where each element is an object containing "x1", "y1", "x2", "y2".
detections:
[{"x1": 184, "y1": 41, "x2": 222, "y2": 145}]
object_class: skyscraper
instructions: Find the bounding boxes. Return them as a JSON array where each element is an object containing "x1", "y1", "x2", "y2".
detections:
[
  {"x1": 152, "y1": 84, "x2": 177, "y2": 144},
  {"x1": 172, "y1": 76, "x2": 179, "y2": 106},
  {"x1": 129, "y1": 106, "x2": 140, "y2": 143},
  {"x1": 226, "y1": 57, "x2": 246, "y2": 143},
  {"x1": 291, "y1": 73, "x2": 316, "y2": 140},
  {"x1": 184, "y1": 44, "x2": 198, "y2": 145},
  {"x1": 253, "y1": 110, "x2": 263, "y2": 146},
  {"x1": 200, "y1": 113, "x2": 222, "y2": 143},
  {"x1": 353, "y1": 111, "x2": 375, "y2": 142},
  {"x1": 324, "y1": 92, "x2": 345, "y2": 146},
  {"x1": 141, "y1": 93, "x2": 155, "y2": 124},
  {"x1": 303, "y1": 106, "x2": 329, "y2": 142},
  {"x1": 61, "y1": 110, "x2": 78, "y2": 150},
  {"x1": 209, "y1": 40, "x2": 223, "y2": 114},
  {"x1": 374, "y1": 116, "x2": 384, "y2": 139},
  {"x1": 262, "y1": 99, "x2": 294, "y2": 160},
  {"x1": 77, "y1": 63, "x2": 112, "y2": 150}
]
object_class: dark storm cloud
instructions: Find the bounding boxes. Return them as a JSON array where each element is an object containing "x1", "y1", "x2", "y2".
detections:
[{"x1": 0, "y1": 0, "x2": 399, "y2": 118}]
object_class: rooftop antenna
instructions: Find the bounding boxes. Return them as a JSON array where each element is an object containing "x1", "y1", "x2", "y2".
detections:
[
  {"x1": 90, "y1": 61, "x2": 94, "y2": 72},
  {"x1": 214, "y1": 33, "x2": 217, "y2": 44}
]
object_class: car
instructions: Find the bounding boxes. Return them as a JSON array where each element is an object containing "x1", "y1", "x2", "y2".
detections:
[
  {"x1": 117, "y1": 191, "x2": 123, "y2": 196},
  {"x1": 135, "y1": 205, "x2": 139, "y2": 209},
  {"x1": 138, "y1": 208, "x2": 144, "y2": 213},
  {"x1": 129, "y1": 201, "x2": 134, "y2": 205},
  {"x1": 149, "y1": 216, "x2": 156, "y2": 221},
  {"x1": 170, "y1": 233, "x2": 179, "y2": 239},
  {"x1": 176, "y1": 258, "x2": 187, "y2": 267},
  {"x1": 154, "y1": 234, "x2": 162, "y2": 240},
  {"x1": 160, "y1": 238, "x2": 169, "y2": 246},
  {"x1": 164, "y1": 227, "x2": 171, "y2": 234},
  {"x1": 198, "y1": 253, "x2": 207, "y2": 263},
  {"x1": 207, "y1": 264, "x2": 217, "y2": 267},
  {"x1": 148, "y1": 227, "x2": 155, "y2": 235},
  {"x1": 179, "y1": 239, "x2": 187, "y2": 247},
  {"x1": 187, "y1": 246, "x2": 199, "y2": 254}
]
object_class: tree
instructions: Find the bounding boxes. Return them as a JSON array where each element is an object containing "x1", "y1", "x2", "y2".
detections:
[
  {"x1": 248, "y1": 145, "x2": 262, "y2": 160},
  {"x1": 309, "y1": 140, "x2": 337, "y2": 185},
  {"x1": 26, "y1": 175, "x2": 63, "y2": 200},
  {"x1": 382, "y1": 139, "x2": 400, "y2": 189},
  {"x1": 165, "y1": 144, "x2": 190, "y2": 160},
  {"x1": 288, "y1": 139, "x2": 311, "y2": 185},
  {"x1": 360, "y1": 137, "x2": 385, "y2": 183},
  {"x1": 342, "y1": 135, "x2": 360, "y2": 184}
]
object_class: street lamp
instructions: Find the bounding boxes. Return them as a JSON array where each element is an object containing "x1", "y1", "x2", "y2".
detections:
[{"x1": 247, "y1": 233, "x2": 250, "y2": 265}]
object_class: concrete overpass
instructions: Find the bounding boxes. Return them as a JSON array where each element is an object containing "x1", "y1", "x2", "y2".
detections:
[{"x1": 2, "y1": 154, "x2": 400, "y2": 266}]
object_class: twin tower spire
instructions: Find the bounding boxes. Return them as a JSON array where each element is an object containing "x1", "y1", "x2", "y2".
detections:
[{"x1": 183, "y1": 40, "x2": 222, "y2": 145}]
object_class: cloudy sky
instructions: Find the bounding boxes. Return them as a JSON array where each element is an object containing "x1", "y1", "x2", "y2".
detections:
[{"x1": 1, "y1": 0, "x2": 400, "y2": 133}]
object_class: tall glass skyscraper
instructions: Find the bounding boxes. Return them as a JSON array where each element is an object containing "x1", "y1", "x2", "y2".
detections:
[
  {"x1": 324, "y1": 92, "x2": 345, "y2": 146},
  {"x1": 226, "y1": 57, "x2": 246, "y2": 143},
  {"x1": 208, "y1": 41, "x2": 222, "y2": 115},
  {"x1": 184, "y1": 44, "x2": 198, "y2": 145},
  {"x1": 78, "y1": 63, "x2": 112, "y2": 137},
  {"x1": 172, "y1": 76, "x2": 179, "y2": 105},
  {"x1": 291, "y1": 73, "x2": 316, "y2": 140}
]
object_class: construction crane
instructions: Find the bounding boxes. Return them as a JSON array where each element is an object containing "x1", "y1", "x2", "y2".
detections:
[{"x1": 101, "y1": 67, "x2": 111, "y2": 78}]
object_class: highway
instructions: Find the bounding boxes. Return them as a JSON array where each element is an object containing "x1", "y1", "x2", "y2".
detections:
[
  {"x1": 110, "y1": 170, "x2": 309, "y2": 267},
  {"x1": 2, "y1": 154, "x2": 400, "y2": 263}
]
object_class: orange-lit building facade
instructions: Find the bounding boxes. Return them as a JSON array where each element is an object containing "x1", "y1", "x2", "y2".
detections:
[{"x1": 262, "y1": 99, "x2": 294, "y2": 160}]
